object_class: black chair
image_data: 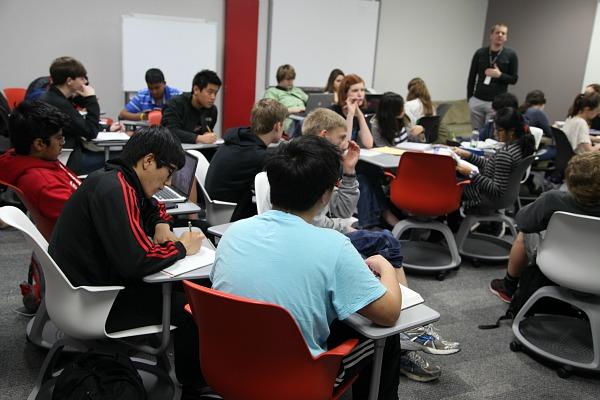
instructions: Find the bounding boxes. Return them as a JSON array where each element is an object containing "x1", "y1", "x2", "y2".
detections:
[
  {"x1": 417, "y1": 115, "x2": 441, "y2": 143},
  {"x1": 548, "y1": 127, "x2": 575, "y2": 183}
]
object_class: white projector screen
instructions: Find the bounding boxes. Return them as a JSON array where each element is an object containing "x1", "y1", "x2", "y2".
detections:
[
  {"x1": 122, "y1": 14, "x2": 217, "y2": 92},
  {"x1": 267, "y1": 0, "x2": 379, "y2": 88}
]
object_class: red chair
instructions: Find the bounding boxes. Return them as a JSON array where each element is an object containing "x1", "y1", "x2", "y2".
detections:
[
  {"x1": 3, "y1": 87, "x2": 27, "y2": 110},
  {"x1": 0, "y1": 179, "x2": 54, "y2": 241},
  {"x1": 183, "y1": 280, "x2": 359, "y2": 400},
  {"x1": 148, "y1": 110, "x2": 162, "y2": 126},
  {"x1": 387, "y1": 152, "x2": 469, "y2": 280}
]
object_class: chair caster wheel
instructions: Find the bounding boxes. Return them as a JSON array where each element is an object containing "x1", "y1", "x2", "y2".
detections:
[
  {"x1": 471, "y1": 259, "x2": 481, "y2": 268},
  {"x1": 436, "y1": 272, "x2": 446, "y2": 281},
  {"x1": 557, "y1": 366, "x2": 572, "y2": 379},
  {"x1": 509, "y1": 341, "x2": 521, "y2": 352}
]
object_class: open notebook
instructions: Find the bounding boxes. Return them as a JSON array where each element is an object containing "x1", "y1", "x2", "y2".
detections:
[
  {"x1": 400, "y1": 284, "x2": 425, "y2": 310},
  {"x1": 161, "y1": 246, "x2": 216, "y2": 277}
]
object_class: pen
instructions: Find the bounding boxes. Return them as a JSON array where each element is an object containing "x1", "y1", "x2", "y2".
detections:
[
  {"x1": 188, "y1": 221, "x2": 193, "y2": 233},
  {"x1": 206, "y1": 125, "x2": 213, "y2": 133}
]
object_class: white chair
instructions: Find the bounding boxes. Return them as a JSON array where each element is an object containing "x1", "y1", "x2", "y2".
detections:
[
  {"x1": 254, "y1": 171, "x2": 272, "y2": 214},
  {"x1": 512, "y1": 212, "x2": 600, "y2": 378},
  {"x1": 186, "y1": 150, "x2": 236, "y2": 226},
  {"x1": 0, "y1": 206, "x2": 180, "y2": 400}
]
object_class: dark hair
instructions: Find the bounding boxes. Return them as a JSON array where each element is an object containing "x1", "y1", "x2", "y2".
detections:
[
  {"x1": 49, "y1": 56, "x2": 87, "y2": 85},
  {"x1": 375, "y1": 92, "x2": 405, "y2": 145},
  {"x1": 145, "y1": 68, "x2": 165, "y2": 85},
  {"x1": 567, "y1": 92, "x2": 600, "y2": 118},
  {"x1": 492, "y1": 92, "x2": 518, "y2": 111},
  {"x1": 406, "y1": 78, "x2": 434, "y2": 116},
  {"x1": 9, "y1": 101, "x2": 70, "y2": 155},
  {"x1": 192, "y1": 70, "x2": 222, "y2": 92},
  {"x1": 518, "y1": 90, "x2": 546, "y2": 113},
  {"x1": 493, "y1": 107, "x2": 535, "y2": 157},
  {"x1": 324, "y1": 69, "x2": 344, "y2": 93},
  {"x1": 266, "y1": 135, "x2": 341, "y2": 212},
  {"x1": 120, "y1": 126, "x2": 185, "y2": 169}
]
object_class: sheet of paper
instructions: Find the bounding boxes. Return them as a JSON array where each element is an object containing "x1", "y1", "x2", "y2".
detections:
[
  {"x1": 372, "y1": 146, "x2": 405, "y2": 156},
  {"x1": 161, "y1": 246, "x2": 215, "y2": 277},
  {"x1": 395, "y1": 142, "x2": 432, "y2": 152},
  {"x1": 400, "y1": 284, "x2": 425, "y2": 310},
  {"x1": 360, "y1": 149, "x2": 379, "y2": 157},
  {"x1": 93, "y1": 131, "x2": 130, "y2": 142}
]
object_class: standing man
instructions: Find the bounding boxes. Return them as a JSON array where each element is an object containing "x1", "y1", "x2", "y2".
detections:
[
  {"x1": 467, "y1": 23, "x2": 518, "y2": 130},
  {"x1": 118, "y1": 68, "x2": 182, "y2": 121},
  {"x1": 161, "y1": 69, "x2": 221, "y2": 144}
]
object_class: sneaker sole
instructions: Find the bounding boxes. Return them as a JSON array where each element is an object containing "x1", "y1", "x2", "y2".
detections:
[
  {"x1": 489, "y1": 285, "x2": 512, "y2": 304},
  {"x1": 400, "y1": 340, "x2": 461, "y2": 355},
  {"x1": 399, "y1": 369, "x2": 441, "y2": 382}
]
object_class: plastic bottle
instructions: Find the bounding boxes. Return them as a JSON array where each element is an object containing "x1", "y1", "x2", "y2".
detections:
[{"x1": 470, "y1": 130, "x2": 480, "y2": 148}]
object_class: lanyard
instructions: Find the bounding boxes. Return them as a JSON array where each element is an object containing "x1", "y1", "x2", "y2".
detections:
[{"x1": 489, "y1": 48, "x2": 503, "y2": 66}]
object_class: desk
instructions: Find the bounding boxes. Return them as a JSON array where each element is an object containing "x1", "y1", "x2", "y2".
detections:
[
  {"x1": 359, "y1": 150, "x2": 400, "y2": 169},
  {"x1": 345, "y1": 305, "x2": 440, "y2": 400},
  {"x1": 92, "y1": 139, "x2": 225, "y2": 162},
  {"x1": 165, "y1": 201, "x2": 202, "y2": 216},
  {"x1": 121, "y1": 120, "x2": 149, "y2": 130},
  {"x1": 207, "y1": 222, "x2": 232, "y2": 238}
]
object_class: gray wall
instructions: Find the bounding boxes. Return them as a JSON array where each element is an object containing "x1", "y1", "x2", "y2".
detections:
[
  {"x1": 484, "y1": 0, "x2": 598, "y2": 121},
  {"x1": 0, "y1": 0, "x2": 224, "y2": 127}
]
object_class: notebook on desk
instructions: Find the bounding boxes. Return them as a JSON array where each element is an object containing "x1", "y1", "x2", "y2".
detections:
[
  {"x1": 153, "y1": 153, "x2": 198, "y2": 203},
  {"x1": 400, "y1": 284, "x2": 425, "y2": 310}
]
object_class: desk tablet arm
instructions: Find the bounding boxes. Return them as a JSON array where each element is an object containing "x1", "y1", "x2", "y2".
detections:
[{"x1": 212, "y1": 200, "x2": 237, "y2": 206}]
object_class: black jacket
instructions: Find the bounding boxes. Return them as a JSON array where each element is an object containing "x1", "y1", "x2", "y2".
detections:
[
  {"x1": 161, "y1": 93, "x2": 218, "y2": 143},
  {"x1": 205, "y1": 127, "x2": 272, "y2": 220},
  {"x1": 38, "y1": 86, "x2": 100, "y2": 148},
  {"x1": 467, "y1": 46, "x2": 518, "y2": 102},
  {"x1": 49, "y1": 159, "x2": 185, "y2": 287}
]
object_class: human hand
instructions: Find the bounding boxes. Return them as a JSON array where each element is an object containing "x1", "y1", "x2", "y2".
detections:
[
  {"x1": 342, "y1": 140, "x2": 360, "y2": 173},
  {"x1": 410, "y1": 125, "x2": 424, "y2": 135},
  {"x1": 288, "y1": 106, "x2": 305, "y2": 114},
  {"x1": 109, "y1": 122, "x2": 125, "y2": 132},
  {"x1": 456, "y1": 161, "x2": 473, "y2": 176},
  {"x1": 345, "y1": 97, "x2": 358, "y2": 117},
  {"x1": 365, "y1": 255, "x2": 394, "y2": 278},
  {"x1": 77, "y1": 85, "x2": 96, "y2": 97},
  {"x1": 153, "y1": 223, "x2": 178, "y2": 244},
  {"x1": 484, "y1": 64, "x2": 502, "y2": 78},
  {"x1": 196, "y1": 133, "x2": 218, "y2": 144},
  {"x1": 453, "y1": 147, "x2": 471, "y2": 159},
  {"x1": 178, "y1": 231, "x2": 204, "y2": 256}
]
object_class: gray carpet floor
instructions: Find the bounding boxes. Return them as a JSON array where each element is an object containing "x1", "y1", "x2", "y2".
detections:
[{"x1": 1, "y1": 227, "x2": 599, "y2": 399}]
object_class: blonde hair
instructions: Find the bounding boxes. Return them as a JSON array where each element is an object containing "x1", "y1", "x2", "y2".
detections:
[
  {"x1": 302, "y1": 108, "x2": 346, "y2": 136},
  {"x1": 406, "y1": 77, "x2": 434, "y2": 116},
  {"x1": 566, "y1": 152, "x2": 600, "y2": 206},
  {"x1": 251, "y1": 99, "x2": 288, "y2": 135}
]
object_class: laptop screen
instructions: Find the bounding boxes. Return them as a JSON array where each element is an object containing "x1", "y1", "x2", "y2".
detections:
[{"x1": 170, "y1": 153, "x2": 198, "y2": 197}]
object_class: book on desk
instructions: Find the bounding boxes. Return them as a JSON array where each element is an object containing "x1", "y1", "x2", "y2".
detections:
[
  {"x1": 161, "y1": 246, "x2": 216, "y2": 277},
  {"x1": 400, "y1": 284, "x2": 424, "y2": 310}
]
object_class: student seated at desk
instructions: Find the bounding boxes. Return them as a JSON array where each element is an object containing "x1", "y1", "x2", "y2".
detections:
[
  {"x1": 48, "y1": 127, "x2": 207, "y2": 396},
  {"x1": 204, "y1": 99, "x2": 287, "y2": 221},
  {"x1": 118, "y1": 68, "x2": 181, "y2": 122},
  {"x1": 263, "y1": 64, "x2": 308, "y2": 133},
  {"x1": 0, "y1": 101, "x2": 81, "y2": 227},
  {"x1": 371, "y1": 92, "x2": 424, "y2": 147},
  {"x1": 490, "y1": 152, "x2": 600, "y2": 302},
  {"x1": 404, "y1": 77, "x2": 436, "y2": 127},
  {"x1": 161, "y1": 69, "x2": 220, "y2": 145},
  {"x1": 562, "y1": 91, "x2": 600, "y2": 154},
  {"x1": 477, "y1": 92, "x2": 518, "y2": 142},
  {"x1": 211, "y1": 135, "x2": 402, "y2": 399},
  {"x1": 38, "y1": 56, "x2": 123, "y2": 175}
]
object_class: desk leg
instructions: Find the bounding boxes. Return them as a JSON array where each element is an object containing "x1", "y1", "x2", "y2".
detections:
[
  {"x1": 159, "y1": 282, "x2": 173, "y2": 353},
  {"x1": 104, "y1": 147, "x2": 110, "y2": 162},
  {"x1": 368, "y1": 337, "x2": 386, "y2": 400}
]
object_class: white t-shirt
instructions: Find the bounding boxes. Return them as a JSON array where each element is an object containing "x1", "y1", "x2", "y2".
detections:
[{"x1": 562, "y1": 116, "x2": 591, "y2": 154}]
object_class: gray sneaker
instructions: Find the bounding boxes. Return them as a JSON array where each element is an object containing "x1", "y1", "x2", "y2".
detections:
[
  {"x1": 399, "y1": 351, "x2": 441, "y2": 382},
  {"x1": 400, "y1": 324, "x2": 461, "y2": 355}
]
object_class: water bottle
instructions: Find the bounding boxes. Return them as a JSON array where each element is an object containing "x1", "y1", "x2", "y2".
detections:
[{"x1": 470, "y1": 130, "x2": 480, "y2": 148}]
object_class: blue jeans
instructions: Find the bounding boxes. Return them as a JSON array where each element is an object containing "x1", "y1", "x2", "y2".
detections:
[
  {"x1": 356, "y1": 161, "x2": 387, "y2": 228},
  {"x1": 347, "y1": 229, "x2": 403, "y2": 268}
]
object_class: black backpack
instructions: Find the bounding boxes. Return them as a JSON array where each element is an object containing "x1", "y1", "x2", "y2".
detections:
[{"x1": 52, "y1": 350, "x2": 147, "y2": 400}]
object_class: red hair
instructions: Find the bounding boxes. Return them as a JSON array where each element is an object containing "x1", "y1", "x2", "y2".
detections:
[{"x1": 337, "y1": 74, "x2": 365, "y2": 106}]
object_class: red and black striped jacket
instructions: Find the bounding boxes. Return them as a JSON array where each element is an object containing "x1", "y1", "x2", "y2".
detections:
[{"x1": 49, "y1": 160, "x2": 185, "y2": 287}]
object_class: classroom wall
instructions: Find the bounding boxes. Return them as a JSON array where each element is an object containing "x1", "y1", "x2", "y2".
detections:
[
  {"x1": 373, "y1": 0, "x2": 489, "y2": 101},
  {"x1": 0, "y1": 0, "x2": 224, "y2": 131},
  {"x1": 484, "y1": 0, "x2": 598, "y2": 121},
  {"x1": 583, "y1": 0, "x2": 600, "y2": 91}
]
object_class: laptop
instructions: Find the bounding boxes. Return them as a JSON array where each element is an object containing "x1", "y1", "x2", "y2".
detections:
[
  {"x1": 304, "y1": 93, "x2": 335, "y2": 114},
  {"x1": 153, "y1": 153, "x2": 198, "y2": 203}
]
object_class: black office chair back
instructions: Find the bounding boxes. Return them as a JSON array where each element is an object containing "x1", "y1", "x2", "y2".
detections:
[
  {"x1": 481, "y1": 154, "x2": 537, "y2": 210},
  {"x1": 417, "y1": 115, "x2": 441, "y2": 143},
  {"x1": 551, "y1": 127, "x2": 575, "y2": 179},
  {"x1": 435, "y1": 103, "x2": 452, "y2": 121}
]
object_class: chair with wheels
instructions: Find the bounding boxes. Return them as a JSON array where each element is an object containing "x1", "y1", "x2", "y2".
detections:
[
  {"x1": 183, "y1": 280, "x2": 359, "y2": 400},
  {"x1": 546, "y1": 127, "x2": 575, "y2": 183},
  {"x1": 511, "y1": 211, "x2": 600, "y2": 378},
  {"x1": 3, "y1": 87, "x2": 27, "y2": 110},
  {"x1": 388, "y1": 152, "x2": 468, "y2": 280},
  {"x1": 455, "y1": 154, "x2": 537, "y2": 265},
  {"x1": 0, "y1": 206, "x2": 181, "y2": 400}
]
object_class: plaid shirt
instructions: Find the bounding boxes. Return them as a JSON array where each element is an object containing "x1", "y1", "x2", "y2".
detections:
[{"x1": 125, "y1": 85, "x2": 182, "y2": 112}]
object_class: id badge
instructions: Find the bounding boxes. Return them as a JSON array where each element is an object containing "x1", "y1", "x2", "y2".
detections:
[{"x1": 483, "y1": 76, "x2": 492, "y2": 85}]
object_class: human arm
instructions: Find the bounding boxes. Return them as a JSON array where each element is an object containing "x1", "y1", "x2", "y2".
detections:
[
  {"x1": 358, "y1": 255, "x2": 402, "y2": 326},
  {"x1": 119, "y1": 91, "x2": 149, "y2": 121},
  {"x1": 19, "y1": 169, "x2": 78, "y2": 222},
  {"x1": 453, "y1": 147, "x2": 487, "y2": 169},
  {"x1": 467, "y1": 51, "x2": 479, "y2": 99},
  {"x1": 68, "y1": 86, "x2": 101, "y2": 140},
  {"x1": 515, "y1": 191, "x2": 562, "y2": 233},
  {"x1": 467, "y1": 149, "x2": 515, "y2": 199}
]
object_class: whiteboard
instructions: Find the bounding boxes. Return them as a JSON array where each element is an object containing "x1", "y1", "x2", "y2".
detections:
[
  {"x1": 122, "y1": 14, "x2": 217, "y2": 92},
  {"x1": 267, "y1": 0, "x2": 379, "y2": 88}
]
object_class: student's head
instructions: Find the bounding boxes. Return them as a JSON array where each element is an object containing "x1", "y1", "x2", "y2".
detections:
[
  {"x1": 120, "y1": 126, "x2": 186, "y2": 198},
  {"x1": 302, "y1": 108, "x2": 348, "y2": 149},
  {"x1": 492, "y1": 92, "x2": 518, "y2": 111},
  {"x1": 276, "y1": 64, "x2": 296, "y2": 89},
  {"x1": 585, "y1": 84, "x2": 600, "y2": 94},
  {"x1": 49, "y1": 56, "x2": 88, "y2": 90},
  {"x1": 523, "y1": 90, "x2": 546, "y2": 109},
  {"x1": 337, "y1": 74, "x2": 366, "y2": 107},
  {"x1": 145, "y1": 68, "x2": 166, "y2": 101},
  {"x1": 251, "y1": 99, "x2": 288, "y2": 140},
  {"x1": 568, "y1": 92, "x2": 600, "y2": 120},
  {"x1": 324, "y1": 69, "x2": 344, "y2": 93},
  {"x1": 191, "y1": 70, "x2": 222, "y2": 109},
  {"x1": 8, "y1": 101, "x2": 70, "y2": 160},
  {"x1": 375, "y1": 92, "x2": 405, "y2": 145},
  {"x1": 490, "y1": 23, "x2": 508, "y2": 47},
  {"x1": 406, "y1": 77, "x2": 433, "y2": 115},
  {"x1": 565, "y1": 152, "x2": 600, "y2": 207},
  {"x1": 266, "y1": 135, "x2": 341, "y2": 212},
  {"x1": 493, "y1": 107, "x2": 535, "y2": 156}
]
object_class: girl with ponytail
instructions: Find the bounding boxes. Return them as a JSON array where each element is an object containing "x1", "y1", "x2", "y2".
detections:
[{"x1": 563, "y1": 92, "x2": 600, "y2": 154}]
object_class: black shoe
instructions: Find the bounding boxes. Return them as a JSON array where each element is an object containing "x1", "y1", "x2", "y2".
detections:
[{"x1": 181, "y1": 385, "x2": 223, "y2": 400}]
